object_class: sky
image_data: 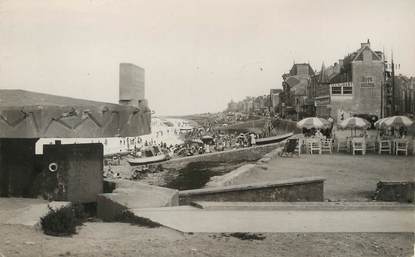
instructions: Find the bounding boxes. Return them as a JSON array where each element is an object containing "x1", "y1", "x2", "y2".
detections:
[{"x1": 0, "y1": 0, "x2": 414, "y2": 115}]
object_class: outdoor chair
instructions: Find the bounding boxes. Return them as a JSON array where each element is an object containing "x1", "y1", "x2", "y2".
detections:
[
  {"x1": 336, "y1": 138, "x2": 349, "y2": 153},
  {"x1": 308, "y1": 139, "x2": 322, "y2": 155},
  {"x1": 365, "y1": 136, "x2": 377, "y2": 153},
  {"x1": 378, "y1": 140, "x2": 392, "y2": 155},
  {"x1": 352, "y1": 137, "x2": 366, "y2": 155},
  {"x1": 395, "y1": 140, "x2": 408, "y2": 156},
  {"x1": 303, "y1": 138, "x2": 311, "y2": 153},
  {"x1": 294, "y1": 138, "x2": 303, "y2": 156},
  {"x1": 321, "y1": 138, "x2": 332, "y2": 154}
]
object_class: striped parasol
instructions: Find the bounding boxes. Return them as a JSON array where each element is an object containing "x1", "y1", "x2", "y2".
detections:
[
  {"x1": 339, "y1": 117, "x2": 371, "y2": 129},
  {"x1": 374, "y1": 117, "x2": 390, "y2": 129},
  {"x1": 297, "y1": 117, "x2": 330, "y2": 129},
  {"x1": 383, "y1": 115, "x2": 414, "y2": 128}
]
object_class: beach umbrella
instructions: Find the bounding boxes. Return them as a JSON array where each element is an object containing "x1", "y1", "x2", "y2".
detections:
[
  {"x1": 374, "y1": 117, "x2": 390, "y2": 129},
  {"x1": 296, "y1": 117, "x2": 330, "y2": 129},
  {"x1": 383, "y1": 115, "x2": 413, "y2": 128},
  {"x1": 339, "y1": 117, "x2": 371, "y2": 129},
  {"x1": 191, "y1": 139, "x2": 204, "y2": 144}
]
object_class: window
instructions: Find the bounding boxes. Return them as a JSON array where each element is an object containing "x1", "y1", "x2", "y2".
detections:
[
  {"x1": 331, "y1": 86, "x2": 342, "y2": 95},
  {"x1": 361, "y1": 76, "x2": 373, "y2": 83},
  {"x1": 330, "y1": 82, "x2": 353, "y2": 96},
  {"x1": 343, "y1": 87, "x2": 353, "y2": 95},
  {"x1": 361, "y1": 76, "x2": 374, "y2": 87}
]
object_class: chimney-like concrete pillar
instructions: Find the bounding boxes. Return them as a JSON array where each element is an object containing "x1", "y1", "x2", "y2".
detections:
[
  {"x1": 119, "y1": 63, "x2": 145, "y2": 108},
  {"x1": 361, "y1": 39, "x2": 370, "y2": 49}
]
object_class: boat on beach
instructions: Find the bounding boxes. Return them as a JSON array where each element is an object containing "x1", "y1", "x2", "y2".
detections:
[
  {"x1": 126, "y1": 145, "x2": 170, "y2": 165},
  {"x1": 255, "y1": 132, "x2": 294, "y2": 145}
]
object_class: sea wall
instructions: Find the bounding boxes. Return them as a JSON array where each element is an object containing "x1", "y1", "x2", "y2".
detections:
[
  {"x1": 179, "y1": 177, "x2": 325, "y2": 205},
  {"x1": 159, "y1": 140, "x2": 287, "y2": 171}
]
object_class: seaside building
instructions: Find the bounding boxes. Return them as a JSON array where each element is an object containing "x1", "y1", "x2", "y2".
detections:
[
  {"x1": 393, "y1": 75, "x2": 415, "y2": 115},
  {"x1": 270, "y1": 89, "x2": 283, "y2": 114},
  {"x1": 279, "y1": 63, "x2": 315, "y2": 120},
  {"x1": 312, "y1": 40, "x2": 385, "y2": 121}
]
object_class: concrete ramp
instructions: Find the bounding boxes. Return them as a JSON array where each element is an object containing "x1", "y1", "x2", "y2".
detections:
[
  {"x1": 131, "y1": 202, "x2": 415, "y2": 233},
  {"x1": 0, "y1": 198, "x2": 70, "y2": 228},
  {"x1": 97, "y1": 179, "x2": 179, "y2": 221}
]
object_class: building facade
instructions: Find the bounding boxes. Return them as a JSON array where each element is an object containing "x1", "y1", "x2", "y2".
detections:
[
  {"x1": 270, "y1": 88, "x2": 282, "y2": 114},
  {"x1": 314, "y1": 40, "x2": 385, "y2": 122},
  {"x1": 393, "y1": 75, "x2": 415, "y2": 115},
  {"x1": 280, "y1": 63, "x2": 314, "y2": 120}
]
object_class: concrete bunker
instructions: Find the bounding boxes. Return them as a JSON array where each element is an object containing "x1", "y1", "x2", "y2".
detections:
[{"x1": 0, "y1": 87, "x2": 151, "y2": 203}]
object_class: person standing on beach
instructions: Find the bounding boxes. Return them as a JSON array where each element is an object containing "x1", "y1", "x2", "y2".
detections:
[
  {"x1": 327, "y1": 116, "x2": 334, "y2": 138},
  {"x1": 250, "y1": 133, "x2": 256, "y2": 146}
]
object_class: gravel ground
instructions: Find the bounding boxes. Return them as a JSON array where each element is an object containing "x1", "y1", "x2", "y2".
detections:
[{"x1": 0, "y1": 222, "x2": 413, "y2": 257}]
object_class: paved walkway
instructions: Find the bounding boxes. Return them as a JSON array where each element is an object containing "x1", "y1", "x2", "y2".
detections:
[
  {"x1": 132, "y1": 205, "x2": 415, "y2": 233},
  {"x1": 230, "y1": 153, "x2": 415, "y2": 201}
]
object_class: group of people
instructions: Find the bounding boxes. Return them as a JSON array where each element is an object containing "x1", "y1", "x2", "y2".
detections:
[
  {"x1": 302, "y1": 127, "x2": 333, "y2": 139},
  {"x1": 194, "y1": 132, "x2": 258, "y2": 150},
  {"x1": 379, "y1": 126, "x2": 408, "y2": 139},
  {"x1": 302, "y1": 116, "x2": 335, "y2": 139}
]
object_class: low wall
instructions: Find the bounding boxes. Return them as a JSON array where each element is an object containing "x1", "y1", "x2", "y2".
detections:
[
  {"x1": 179, "y1": 177, "x2": 325, "y2": 205},
  {"x1": 271, "y1": 119, "x2": 301, "y2": 134},
  {"x1": 160, "y1": 141, "x2": 286, "y2": 171},
  {"x1": 373, "y1": 181, "x2": 415, "y2": 203},
  {"x1": 97, "y1": 179, "x2": 179, "y2": 221},
  {"x1": 206, "y1": 146, "x2": 284, "y2": 188}
]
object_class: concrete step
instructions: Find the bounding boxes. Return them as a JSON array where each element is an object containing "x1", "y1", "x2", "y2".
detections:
[{"x1": 191, "y1": 201, "x2": 415, "y2": 211}]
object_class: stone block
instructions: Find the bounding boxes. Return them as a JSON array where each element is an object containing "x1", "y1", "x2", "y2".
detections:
[{"x1": 374, "y1": 181, "x2": 415, "y2": 203}]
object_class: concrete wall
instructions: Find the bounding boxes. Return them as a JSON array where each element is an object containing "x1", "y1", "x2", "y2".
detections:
[
  {"x1": 119, "y1": 63, "x2": 145, "y2": 107},
  {"x1": 0, "y1": 90, "x2": 151, "y2": 138},
  {"x1": 0, "y1": 139, "x2": 38, "y2": 197},
  {"x1": 159, "y1": 141, "x2": 286, "y2": 171},
  {"x1": 374, "y1": 181, "x2": 415, "y2": 203},
  {"x1": 97, "y1": 179, "x2": 179, "y2": 221},
  {"x1": 351, "y1": 49, "x2": 384, "y2": 117},
  {"x1": 179, "y1": 177, "x2": 325, "y2": 205},
  {"x1": 329, "y1": 48, "x2": 384, "y2": 120},
  {"x1": 41, "y1": 143, "x2": 103, "y2": 203}
]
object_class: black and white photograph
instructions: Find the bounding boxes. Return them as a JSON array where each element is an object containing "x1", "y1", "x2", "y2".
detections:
[{"x1": 0, "y1": 0, "x2": 414, "y2": 256}]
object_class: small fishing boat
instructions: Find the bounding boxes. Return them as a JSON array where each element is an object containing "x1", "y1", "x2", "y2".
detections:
[
  {"x1": 255, "y1": 132, "x2": 294, "y2": 145},
  {"x1": 127, "y1": 146, "x2": 169, "y2": 165}
]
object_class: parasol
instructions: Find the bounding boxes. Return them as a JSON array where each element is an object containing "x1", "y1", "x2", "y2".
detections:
[{"x1": 297, "y1": 117, "x2": 330, "y2": 129}]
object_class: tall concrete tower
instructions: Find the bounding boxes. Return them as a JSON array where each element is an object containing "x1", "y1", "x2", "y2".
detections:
[{"x1": 119, "y1": 63, "x2": 146, "y2": 107}]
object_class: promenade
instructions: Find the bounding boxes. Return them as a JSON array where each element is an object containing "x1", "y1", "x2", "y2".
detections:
[
  {"x1": 132, "y1": 205, "x2": 414, "y2": 233},
  {"x1": 228, "y1": 153, "x2": 414, "y2": 201}
]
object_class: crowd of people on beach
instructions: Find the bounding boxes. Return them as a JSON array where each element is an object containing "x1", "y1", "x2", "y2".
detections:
[
  {"x1": 178, "y1": 129, "x2": 258, "y2": 156},
  {"x1": 124, "y1": 127, "x2": 260, "y2": 159}
]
